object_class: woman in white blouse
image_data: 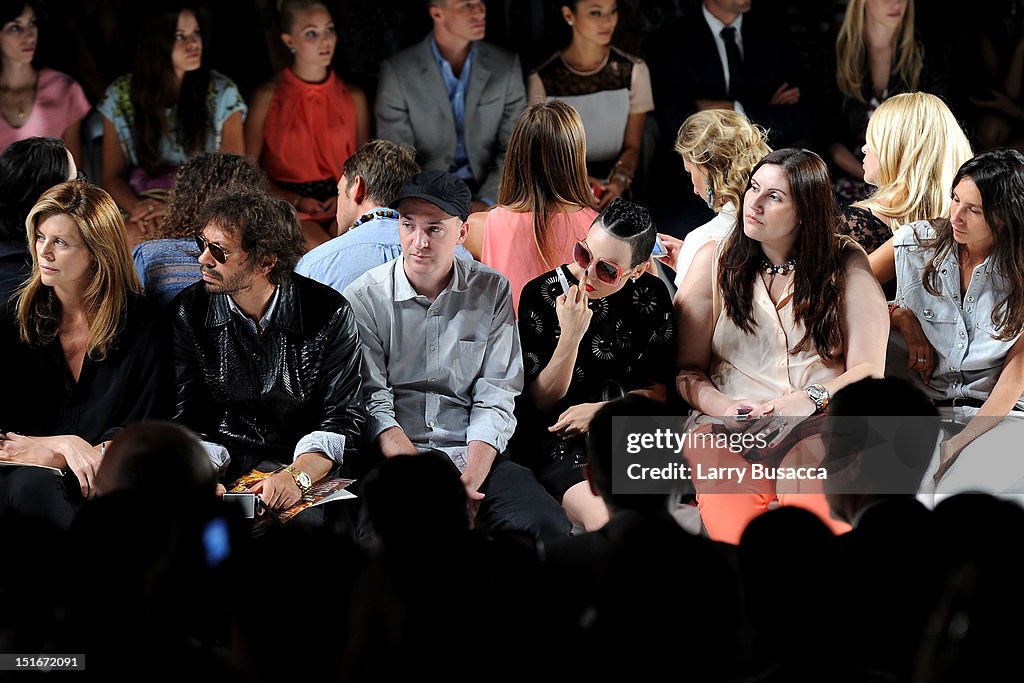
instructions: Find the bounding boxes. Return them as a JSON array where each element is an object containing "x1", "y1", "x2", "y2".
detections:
[{"x1": 655, "y1": 109, "x2": 770, "y2": 285}]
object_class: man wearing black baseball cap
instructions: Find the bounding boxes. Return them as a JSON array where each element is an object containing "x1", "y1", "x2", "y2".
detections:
[{"x1": 344, "y1": 170, "x2": 571, "y2": 540}]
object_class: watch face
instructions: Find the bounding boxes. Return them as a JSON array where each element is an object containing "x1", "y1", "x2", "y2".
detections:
[{"x1": 298, "y1": 472, "x2": 312, "y2": 488}]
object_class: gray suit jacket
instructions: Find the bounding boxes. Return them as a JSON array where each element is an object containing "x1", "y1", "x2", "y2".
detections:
[{"x1": 376, "y1": 35, "x2": 526, "y2": 201}]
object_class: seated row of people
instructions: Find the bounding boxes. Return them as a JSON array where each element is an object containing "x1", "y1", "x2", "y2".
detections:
[{"x1": 4, "y1": 92, "x2": 1024, "y2": 546}]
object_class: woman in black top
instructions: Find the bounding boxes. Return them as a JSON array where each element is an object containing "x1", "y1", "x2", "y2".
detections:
[
  {"x1": 0, "y1": 181, "x2": 171, "y2": 528},
  {"x1": 516, "y1": 199, "x2": 675, "y2": 530}
]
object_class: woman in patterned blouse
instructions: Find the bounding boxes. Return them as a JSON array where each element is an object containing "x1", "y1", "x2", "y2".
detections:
[
  {"x1": 98, "y1": 4, "x2": 246, "y2": 246},
  {"x1": 515, "y1": 198, "x2": 675, "y2": 530}
]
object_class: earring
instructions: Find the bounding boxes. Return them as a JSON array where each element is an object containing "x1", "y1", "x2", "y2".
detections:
[
  {"x1": 289, "y1": 47, "x2": 296, "y2": 55},
  {"x1": 567, "y1": 19, "x2": 574, "y2": 26},
  {"x1": 705, "y1": 184, "x2": 714, "y2": 209}
]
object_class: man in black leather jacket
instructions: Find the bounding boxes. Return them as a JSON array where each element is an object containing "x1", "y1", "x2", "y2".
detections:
[{"x1": 171, "y1": 188, "x2": 366, "y2": 511}]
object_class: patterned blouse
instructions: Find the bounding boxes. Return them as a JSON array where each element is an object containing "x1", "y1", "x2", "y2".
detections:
[
  {"x1": 98, "y1": 71, "x2": 247, "y2": 168},
  {"x1": 518, "y1": 266, "x2": 676, "y2": 412}
]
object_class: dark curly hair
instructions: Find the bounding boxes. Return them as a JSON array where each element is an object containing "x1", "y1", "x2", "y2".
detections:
[
  {"x1": 198, "y1": 188, "x2": 305, "y2": 285},
  {"x1": 155, "y1": 152, "x2": 266, "y2": 239},
  {"x1": 596, "y1": 198, "x2": 656, "y2": 267},
  {"x1": 0, "y1": 137, "x2": 70, "y2": 241}
]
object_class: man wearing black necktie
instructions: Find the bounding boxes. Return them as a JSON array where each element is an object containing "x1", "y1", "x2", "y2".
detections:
[{"x1": 646, "y1": 0, "x2": 810, "y2": 231}]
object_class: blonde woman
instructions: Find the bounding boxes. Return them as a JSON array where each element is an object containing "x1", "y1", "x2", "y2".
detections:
[
  {"x1": 466, "y1": 100, "x2": 597, "y2": 313},
  {"x1": 0, "y1": 182, "x2": 170, "y2": 527},
  {"x1": 817, "y1": 0, "x2": 946, "y2": 203},
  {"x1": 840, "y1": 92, "x2": 972, "y2": 256},
  {"x1": 656, "y1": 109, "x2": 771, "y2": 285}
]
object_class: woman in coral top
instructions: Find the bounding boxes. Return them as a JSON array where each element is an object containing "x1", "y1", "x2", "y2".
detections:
[
  {"x1": 245, "y1": 0, "x2": 369, "y2": 250},
  {"x1": 465, "y1": 100, "x2": 597, "y2": 314}
]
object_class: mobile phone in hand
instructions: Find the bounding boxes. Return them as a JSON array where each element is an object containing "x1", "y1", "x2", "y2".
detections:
[{"x1": 652, "y1": 236, "x2": 668, "y2": 257}]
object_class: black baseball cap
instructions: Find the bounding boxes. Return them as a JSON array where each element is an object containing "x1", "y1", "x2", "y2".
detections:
[{"x1": 390, "y1": 170, "x2": 472, "y2": 222}]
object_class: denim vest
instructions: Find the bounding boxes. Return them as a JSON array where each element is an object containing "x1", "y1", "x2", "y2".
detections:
[{"x1": 894, "y1": 221, "x2": 1024, "y2": 410}]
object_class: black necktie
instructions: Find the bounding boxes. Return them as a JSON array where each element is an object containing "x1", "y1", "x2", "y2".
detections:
[{"x1": 720, "y1": 26, "x2": 746, "y2": 101}]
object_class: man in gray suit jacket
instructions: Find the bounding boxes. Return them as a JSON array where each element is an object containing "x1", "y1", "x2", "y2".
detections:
[{"x1": 375, "y1": 0, "x2": 526, "y2": 211}]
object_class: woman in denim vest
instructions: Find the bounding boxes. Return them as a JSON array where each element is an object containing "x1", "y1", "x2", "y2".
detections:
[{"x1": 890, "y1": 149, "x2": 1024, "y2": 495}]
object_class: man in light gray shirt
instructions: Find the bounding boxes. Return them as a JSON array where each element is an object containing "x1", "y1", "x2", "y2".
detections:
[{"x1": 344, "y1": 170, "x2": 569, "y2": 540}]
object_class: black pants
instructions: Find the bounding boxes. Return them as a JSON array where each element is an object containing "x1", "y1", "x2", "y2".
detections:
[
  {"x1": 357, "y1": 452, "x2": 571, "y2": 544},
  {"x1": 0, "y1": 466, "x2": 81, "y2": 530},
  {"x1": 476, "y1": 456, "x2": 571, "y2": 541}
]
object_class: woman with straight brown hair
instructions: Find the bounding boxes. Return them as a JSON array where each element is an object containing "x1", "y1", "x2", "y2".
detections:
[
  {"x1": 676, "y1": 149, "x2": 888, "y2": 544},
  {"x1": 0, "y1": 181, "x2": 171, "y2": 528},
  {"x1": 466, "y1": 100, "x2": 597, "y2": 313}
]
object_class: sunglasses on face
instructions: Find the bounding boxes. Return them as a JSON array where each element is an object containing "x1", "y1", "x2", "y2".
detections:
[
  {"x1": 195, "y1": 235, "x2": 234, "y2": 264},
  {"x1": 573, "y1": 240, "x2": 629, "y2": 286}
]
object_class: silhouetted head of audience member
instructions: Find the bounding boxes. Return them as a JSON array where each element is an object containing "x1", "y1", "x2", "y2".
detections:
[
  {"x1": 0, "y1": 136, "x2": 75, "y2": 242},
  {"x1": 362, "y1": 451, "x2": 469, "y2": 548},
  {"x1": 96, "y1": 421, "x2": 216, "y2": 499},
  {"x1": 586, "y1": 395, "x2": 675, "y2": 515},
  {"x1": 823, "y1": 376, "x2": 939, "y2": 524},
  {"x1": 739, "y1": 506, "x2": 840, "y2": 665},
  {"x1": 915, "y1": 493, "x2": 1024, "y2": 682}
]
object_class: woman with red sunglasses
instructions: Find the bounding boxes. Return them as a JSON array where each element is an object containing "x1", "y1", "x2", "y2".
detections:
[
  {"x1": 675, "y1": 148, "x2": 888, "y2": 544},
  {"x1": 514, "y1": 198, "x2": 676, "y2": 530}
]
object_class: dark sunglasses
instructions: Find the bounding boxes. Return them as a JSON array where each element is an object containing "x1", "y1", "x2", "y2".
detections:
[
  {"x1": 195, "y1": 235, "x2": 233, "y2": 264},
  {"x1": 573, "y1": 240, "x2": 627, "y2": 286}
]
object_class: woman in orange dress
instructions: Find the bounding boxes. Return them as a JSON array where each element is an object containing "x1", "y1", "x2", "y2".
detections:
[{"x1": 245, "y1": 0, "x2": 369, "y2": 249}]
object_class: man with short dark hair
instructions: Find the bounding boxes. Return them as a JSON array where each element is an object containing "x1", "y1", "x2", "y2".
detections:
[
  {"x1": 344, "y1": 170, "x2": 569, "y2": 539},
  {"x1": 375, "y1": 0, "x2": 525, "y2": 210},
  {"x1": 172, "y1": 188, "x2": 365, "y2": 511},
  {"x1": 296, "y1": 139, "x2": 422, "y2": 293}
]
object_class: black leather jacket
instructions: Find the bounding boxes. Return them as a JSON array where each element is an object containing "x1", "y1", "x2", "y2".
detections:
[{"x1": 171, "y1": 273, "x2": 366, "y2": 470}]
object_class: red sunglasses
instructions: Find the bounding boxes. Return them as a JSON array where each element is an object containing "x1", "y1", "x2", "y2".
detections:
[{"x1": 573, "y1": 240, "x2": 628, "y2": 286}]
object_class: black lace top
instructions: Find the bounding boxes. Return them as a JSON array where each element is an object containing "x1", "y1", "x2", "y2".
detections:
[{"x1": 838, "y1": 205, "x2": 892, "y2": 255}]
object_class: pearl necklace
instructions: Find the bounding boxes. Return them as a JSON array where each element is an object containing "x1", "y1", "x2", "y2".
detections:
[{"x1": 760, "y1": 258, "x2": 797, "y2": 275}]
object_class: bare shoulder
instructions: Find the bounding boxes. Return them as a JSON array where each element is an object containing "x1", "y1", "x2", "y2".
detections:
[
  {"x1": 840, "y1": 237, "x2": 872, "y2": 273},
  {"x1": 250, "y1": 79, "x2": 279, "y2": 109}
]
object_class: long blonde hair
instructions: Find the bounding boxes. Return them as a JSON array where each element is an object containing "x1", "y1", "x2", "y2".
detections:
[
  {"x1": 674, "y1": 109, "x2": 771, "y2": 212},
  {"x1": 854, "y1": 92, "x2": 973, "y2": 229},
  {"x1": 17, "y1": 182, "x2": 141, "y2": 360},
  {"x1": 497, "y1": 100, "x2": 596, "y2": 269},
  {"x1": 836, "y1": 0, "x2": 923, "y2": 103}
]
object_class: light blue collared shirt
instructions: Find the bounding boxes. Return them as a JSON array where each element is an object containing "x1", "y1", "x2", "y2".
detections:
[
  {"x1": 343, "y1": 255, "x2": 523, "y2": 470},
  {"x1": 430, "y1": 36, "x2": 477, "y2": 185},
  {"x1": 296, "y1": 210, "x2": 404, "y2": 294}
]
